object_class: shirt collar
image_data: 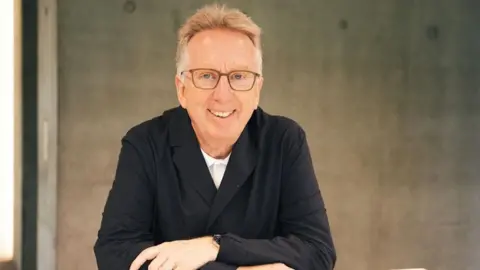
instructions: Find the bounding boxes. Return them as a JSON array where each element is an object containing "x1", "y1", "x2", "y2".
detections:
[{"x1": 201, "y1": 148, "x2": 230, "y2": 167}]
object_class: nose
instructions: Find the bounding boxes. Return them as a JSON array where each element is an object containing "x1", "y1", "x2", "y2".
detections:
[{"x1": 212, "y1": 76, "x2": 233, "y2": 101}]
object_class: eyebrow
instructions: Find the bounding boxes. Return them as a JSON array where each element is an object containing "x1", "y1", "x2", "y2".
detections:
[{"x1": 191, "y1": 66, "x2": 255, "y2": 72}]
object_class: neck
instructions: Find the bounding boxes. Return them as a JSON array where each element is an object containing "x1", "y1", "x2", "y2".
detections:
[
  {"x1": 200, "y1": 142, "x2": 232, "y2": 159},
  {"x1": 191, "y1": 125, "x2": 234, "y2": 159}
]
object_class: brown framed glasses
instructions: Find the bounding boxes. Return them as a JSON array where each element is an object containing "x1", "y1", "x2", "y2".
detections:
[{"x1": 180, "y1": 68, "x2": 261, "y2": 91}]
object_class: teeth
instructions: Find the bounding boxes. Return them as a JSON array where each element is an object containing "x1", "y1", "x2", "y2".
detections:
[{"x1": 210, "y1": 110, "x2": 234, "y2": 118}]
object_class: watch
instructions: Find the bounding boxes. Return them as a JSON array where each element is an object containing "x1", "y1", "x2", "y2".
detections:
[{"x1": 213, "y1": 234, "x2": 222, "y2": 247}]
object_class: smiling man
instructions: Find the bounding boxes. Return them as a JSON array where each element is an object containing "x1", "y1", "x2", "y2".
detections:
[{"x1": 94, "y1": 4, "x2": 336, "y2": 270}]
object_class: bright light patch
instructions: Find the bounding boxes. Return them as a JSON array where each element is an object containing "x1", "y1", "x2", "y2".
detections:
[{"x1": 0, "y1": 0, "x2": 15, "y2": 261}]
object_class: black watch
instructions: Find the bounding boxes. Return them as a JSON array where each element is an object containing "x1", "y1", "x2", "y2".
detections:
[{"x1": 213, "y1": 234, "x2": 222, "y2": 246}]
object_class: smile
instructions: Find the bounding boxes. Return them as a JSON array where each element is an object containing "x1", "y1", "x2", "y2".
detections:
[{"x1": 208, "y1": 109, "x2": 235, "y2": 118}]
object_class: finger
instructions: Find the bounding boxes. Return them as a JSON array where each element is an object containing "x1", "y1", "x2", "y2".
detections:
[
  {"x1": 168, "y1": 263, "x2": 184, "y2": 270},
  {"x1": 159, "y1": 257, "x2": 176, "y2": 270},
  {"x1": 270, "y1": 263, "x2": 291, "y2": 270},
  {"x1": 173, "y1": 265, "x2": 195, "y2": 270},
  {"x1": 129, "y1": 246, "x2": 160, "y2": 270},
  {"x1": 277, "y1": 264, "x2": 293, "y2": 270},
  {"x1": 148, "y1": 254, "x2": 168, "y2": 270},
  {"x1": 173, "y1": 260, "x2": 199, "y2": 270}
]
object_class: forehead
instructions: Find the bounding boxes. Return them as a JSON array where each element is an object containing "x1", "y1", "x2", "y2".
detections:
[{"x1": 186, "y1": 29, "x2": 259, "y2": 71}]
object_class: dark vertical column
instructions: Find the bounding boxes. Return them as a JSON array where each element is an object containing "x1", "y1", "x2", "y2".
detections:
[{"x1": 21, "y1": 0, "x2": 38, "y2": 269}]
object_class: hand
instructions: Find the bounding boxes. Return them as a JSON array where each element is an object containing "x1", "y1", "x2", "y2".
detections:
[
  {"x1": 129, "y1": 236, "x2": 219, "y2": 270},
  {"x1": 238, "y1": 263, "x2": 293, "y2": 270}
]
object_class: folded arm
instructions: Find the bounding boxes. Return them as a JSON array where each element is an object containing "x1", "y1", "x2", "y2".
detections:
[
  {"x1": 200, "y1": 262, "x2": 238, "y2": 270},
  {"x1": 94, "y1": 137, "x2": 155, "y2": 270},
  {"x1": 215, "y1": 126, "x2": 336, "y2": 270}
]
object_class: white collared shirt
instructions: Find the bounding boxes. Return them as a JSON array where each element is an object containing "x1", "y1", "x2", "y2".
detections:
[{"x1": 201, "y1": 149, "x2": 230, "y2": 189}]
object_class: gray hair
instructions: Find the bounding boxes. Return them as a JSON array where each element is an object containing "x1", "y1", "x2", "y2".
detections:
[{"x1": 175, "y1": 4, "x2": 263, "y2": 75}]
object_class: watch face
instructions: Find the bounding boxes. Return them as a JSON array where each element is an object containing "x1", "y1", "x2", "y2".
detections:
[{"x1": 213, "y1": 234, "x2": 221, "y2": 244}]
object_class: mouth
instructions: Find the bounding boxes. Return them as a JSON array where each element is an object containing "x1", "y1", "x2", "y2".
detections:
[{"x1": 208, "y1": 109, "x2": 236, "y2": 119}]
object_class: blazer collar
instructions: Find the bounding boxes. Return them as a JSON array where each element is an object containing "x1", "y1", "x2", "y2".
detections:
[
  {"x1": 206, "y1": 120, "x2": 257, "y2": 229},
  {"x1": 167, "y1": 107, "x2": 258, "y2": 220},
  {"x1": 168, "y1": 107, "x2": 198, "y2": 147}
]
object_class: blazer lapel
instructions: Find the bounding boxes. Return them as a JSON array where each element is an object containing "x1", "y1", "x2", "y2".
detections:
[
  {"x1": 168, "y1": 107, "x2": 217, "y2": 207},
  {"x1": 206, "y1": 125, "x2": 257, "y2": 229}
]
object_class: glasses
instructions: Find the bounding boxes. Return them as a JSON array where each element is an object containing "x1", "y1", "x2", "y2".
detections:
[{"x1": 180, "y1": 68, "x2": 261, "y2": 91}]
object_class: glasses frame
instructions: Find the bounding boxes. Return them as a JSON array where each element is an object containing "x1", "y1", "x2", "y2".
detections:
[{"x1": 180, "y1": 68, "x2": 261, "y2": 91}]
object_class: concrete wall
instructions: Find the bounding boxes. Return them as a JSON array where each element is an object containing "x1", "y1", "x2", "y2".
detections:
[{"x1": 57, "y1": 0, "x2": 480, "y2": 269}]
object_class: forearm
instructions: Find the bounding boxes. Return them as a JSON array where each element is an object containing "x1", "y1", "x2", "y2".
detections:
[
  {"x1": 216, "y1": 233, "x2": 335, "y2": 270},
  {"x1": 94, "y1": 136, "x2": 157, "y2": 269},
  {"x1": 200, "y1": 261, "x2": 238, "y2": 270},
  {"x1": 94, "y1": 239, "x2": 153, "y2": 270}
]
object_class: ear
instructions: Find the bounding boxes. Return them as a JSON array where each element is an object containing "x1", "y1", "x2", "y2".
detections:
[
  {"x1": 253, "y1": 76, "x2": 264, "y2": 109},
  {"x1": 175, "y1": 74, "x2": 187, "y2": 108}
]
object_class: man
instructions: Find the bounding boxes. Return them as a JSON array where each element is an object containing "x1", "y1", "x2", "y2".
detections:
[{"x1": 94, "y1": 4, "x2": 336, "y2": 270}]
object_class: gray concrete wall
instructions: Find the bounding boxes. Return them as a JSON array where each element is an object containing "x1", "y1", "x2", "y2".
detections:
[{"x1": 57, "y1": 0, "x2": 480, "y2": 269}]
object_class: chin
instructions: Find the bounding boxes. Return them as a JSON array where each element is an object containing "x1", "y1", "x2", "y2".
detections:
[
  {"x1": 209, "y1": 127, "x2": 240, "y2": 142},
  {"x1": 210, "y1": 130, "x2": 233, "y2": 140}
]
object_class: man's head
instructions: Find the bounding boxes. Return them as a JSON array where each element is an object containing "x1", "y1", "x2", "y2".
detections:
[{"x1": 174, "y1": 4, "x2": 264, "y2": 147}]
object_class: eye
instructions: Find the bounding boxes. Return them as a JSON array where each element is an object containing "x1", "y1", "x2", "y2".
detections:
[
  {"x1": 230, "y1": 72, "x2": 248, "y2": 80},
  {"x1": 196, "y1": 71, "x2": 217, "y2": 80}
]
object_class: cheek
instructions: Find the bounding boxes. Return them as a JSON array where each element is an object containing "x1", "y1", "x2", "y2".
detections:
[
  {"x1": 186, "y1": 89, "x2": 211, "y2": 107},
  {"x1": 237, "y1": 94, "x2": 258, "y2": 110}
]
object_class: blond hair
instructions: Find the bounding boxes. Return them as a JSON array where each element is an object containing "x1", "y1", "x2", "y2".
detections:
[{"x1": 176, "y1": 4, "x2": 263, "y2": 74}]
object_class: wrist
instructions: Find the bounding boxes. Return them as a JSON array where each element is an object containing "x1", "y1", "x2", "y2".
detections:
[{"x1": 204, "y1": 236, "x2": 219, "y2": 261}]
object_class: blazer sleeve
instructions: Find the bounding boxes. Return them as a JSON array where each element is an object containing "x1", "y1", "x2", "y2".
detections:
[
  {"x1": 94, "y1": 136, "x2": 155, "y2": 270},
  {"x1": 200, "y1": 262, "x2": 238, "y2": 270},
  {"x1": 215, "y1": 125, "x2": 337, "y2": 270}
]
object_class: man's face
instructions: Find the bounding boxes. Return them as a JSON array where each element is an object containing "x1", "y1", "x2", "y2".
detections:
[{"x1": 175, "y1": 29, "x2": 263, "y2": 145}]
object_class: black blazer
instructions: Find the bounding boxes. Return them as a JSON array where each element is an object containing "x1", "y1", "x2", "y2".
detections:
[{"x1": 94, "y1": 106, "x2": 336, "y2": 270}]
